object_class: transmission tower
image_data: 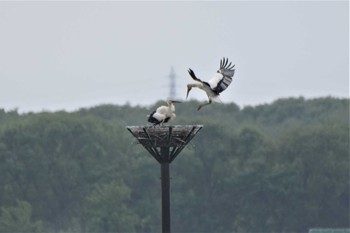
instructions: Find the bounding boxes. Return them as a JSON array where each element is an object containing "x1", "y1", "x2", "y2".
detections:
[{"x1": 169, "y1": 67, "x2": 176, "y2": 99}]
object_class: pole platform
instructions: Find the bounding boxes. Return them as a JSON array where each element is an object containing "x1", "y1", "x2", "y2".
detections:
[
  {"x1": 126, "y1": 125, "x2": 203, "y2": 163},
  {"x1": 126, "y1": 125, "x2": 203, "y2": 233}
]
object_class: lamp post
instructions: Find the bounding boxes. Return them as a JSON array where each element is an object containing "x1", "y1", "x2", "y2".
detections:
[{"x1": 127, "y1": 125, "x2": 203, "y2": 233}]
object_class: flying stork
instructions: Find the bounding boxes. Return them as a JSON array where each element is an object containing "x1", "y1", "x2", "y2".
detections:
[
  {"x1": 147, "y1": 100, "x2": 181, "y2": 126},
  {"x1": 186, "y1": 57, "x2": 235, "y2": 110}
]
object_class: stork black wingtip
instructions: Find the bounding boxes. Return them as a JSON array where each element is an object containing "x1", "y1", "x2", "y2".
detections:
[
  {"x1": 188, "y1": 69, "x2": 200, "y2": 81},
  {"x1": 220, "y1": 57, "x2": 229, "y2": 69}
]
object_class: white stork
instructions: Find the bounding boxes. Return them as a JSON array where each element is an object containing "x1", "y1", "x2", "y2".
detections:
[
  {"x1": 147, "y1": 100, "x2": 181, "y2": 126},
  {"x1": 186, "y1": 57, "x2": 235, "y2": 110}
]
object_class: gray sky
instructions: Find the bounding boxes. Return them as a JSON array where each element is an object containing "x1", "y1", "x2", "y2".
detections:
[{"x1": 0, "y1": 1, "x2": 348, "y2": 112}]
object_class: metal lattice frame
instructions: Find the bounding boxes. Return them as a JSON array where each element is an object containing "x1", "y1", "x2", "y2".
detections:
[{"x1": 127, "y1": 125, "x2": 203, "y2": 163}]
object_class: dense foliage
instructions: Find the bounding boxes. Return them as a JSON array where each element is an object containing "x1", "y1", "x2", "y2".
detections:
[{"x1": 0, "y1": 97, "x2": 348, "y2": 233}]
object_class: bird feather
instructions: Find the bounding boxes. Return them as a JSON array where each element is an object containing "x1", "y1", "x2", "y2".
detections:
[{"x1": 209, "y1": 57, "x2": 235, "y2": 94}]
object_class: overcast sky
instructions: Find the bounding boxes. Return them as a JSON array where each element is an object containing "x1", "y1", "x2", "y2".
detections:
[{"x1": 0, "y1": 1, "x2": 348, "y2": 112}]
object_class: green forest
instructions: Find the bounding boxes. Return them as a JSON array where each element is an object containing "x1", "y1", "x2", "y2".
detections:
[{"x1": 0, "y1": 97, "x2": 349, "y2": 233}]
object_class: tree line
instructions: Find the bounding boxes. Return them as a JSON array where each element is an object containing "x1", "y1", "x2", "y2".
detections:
[{"x1": 0, "y1": 96, "x2": 348, "y2": 232}]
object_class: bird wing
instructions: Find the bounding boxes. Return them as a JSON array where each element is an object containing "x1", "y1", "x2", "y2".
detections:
[
  {"x1": 148, "y1": 111, "x2": 163, "y2": 124},
  {"x1": 187, "y1": 69, "x2": 210, "y2": 87},
  {"x1": 153, "y1": 111, "x2": 166, "y2": 121},
  {"x1": 156, "y1": 106, "x2": 168, "y2": 115},
  {"x1": 208, "y1": 57, "x2": 235, "y2": 94}
]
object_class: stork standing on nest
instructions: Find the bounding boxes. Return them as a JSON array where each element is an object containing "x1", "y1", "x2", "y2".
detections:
[
  {"x1": 147, "y1": 100, "x2": 181, "y2": 126},
  {"x1": 186, "y1": 57, "x2": 236, "y2": 110}
]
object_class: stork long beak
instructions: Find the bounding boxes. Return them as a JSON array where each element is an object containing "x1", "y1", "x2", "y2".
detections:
[
  {"x1": 171, "y1": 100, "x2": 182, "y2": 103},
  {"x1": 186, "y1": 87, "x2": 192, "y2": 99}
]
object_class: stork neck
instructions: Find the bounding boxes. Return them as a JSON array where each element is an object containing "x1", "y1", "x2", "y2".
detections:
[
  {"x1": 188, "y1": 83, "x2": 204, "y2": 89},
  {"x1": 168, "y1": 103, "x2": 175, "y2": 112}
]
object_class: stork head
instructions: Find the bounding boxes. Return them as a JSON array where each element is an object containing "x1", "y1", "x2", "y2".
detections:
[{"x1": 166, "y1": 99, "x2": 181, "y2": 112}]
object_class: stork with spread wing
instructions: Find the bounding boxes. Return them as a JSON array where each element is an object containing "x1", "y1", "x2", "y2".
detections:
[{"x1": 186, "y1": 57, "x2": 235, "y2": 110}]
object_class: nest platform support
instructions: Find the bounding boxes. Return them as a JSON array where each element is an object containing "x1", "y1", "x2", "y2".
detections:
[{"x1": 126, "y1": 125, "x2": 203, "y2": 233}]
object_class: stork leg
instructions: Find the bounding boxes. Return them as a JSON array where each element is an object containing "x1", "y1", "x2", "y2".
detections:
[{"x1": 197, "y1": 99, "x2": 212, "y2": 111}]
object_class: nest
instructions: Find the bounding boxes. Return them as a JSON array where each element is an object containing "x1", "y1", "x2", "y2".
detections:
[{"x1": 127, "y1": 125, "x2": 203, "y2": 163}]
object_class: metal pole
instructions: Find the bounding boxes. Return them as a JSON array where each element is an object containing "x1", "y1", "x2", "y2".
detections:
[{"x1": 160, "y1": 147, "x2": 171, "y2": 233}]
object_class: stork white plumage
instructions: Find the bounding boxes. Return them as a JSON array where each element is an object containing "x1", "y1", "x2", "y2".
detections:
[
  {"x1": 147, "y1": 100, "x2": 181, "y2": 126},
  {"x1": 186, "y1": 57, "x2": 235, "y2": 110}
]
